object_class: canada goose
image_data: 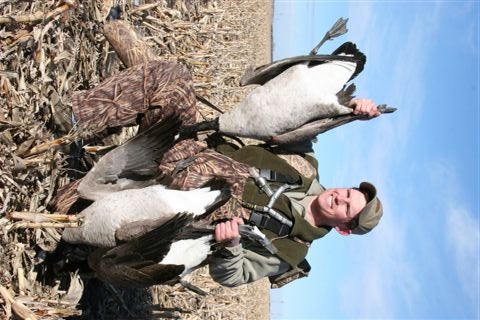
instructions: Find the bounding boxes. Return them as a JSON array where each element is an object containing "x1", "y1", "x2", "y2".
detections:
[
  {"x1": 61, "y1": 179, "x2": 231, "y2": 247},
  {"x1": 87, "y1": 212, "x2": 274, "y2": 288},
  {"x1": 180, "y1": 19, "x2": 395, "y2": 143},
  {"x1": 87, "y1": 212, "x2": 212, "y2": 288}
]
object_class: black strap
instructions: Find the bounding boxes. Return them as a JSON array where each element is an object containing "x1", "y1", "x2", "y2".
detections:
[
  {"x1": 249, "y1": 210, "x2": 291, "y2": 237},
  {"x1": 259, "y1": 168, "x2": 298, "y2": 184}
]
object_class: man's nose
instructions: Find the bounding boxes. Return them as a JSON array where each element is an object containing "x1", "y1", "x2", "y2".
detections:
[{"x1": 337, "y1": 194, "x2": 349, "y2": 203}]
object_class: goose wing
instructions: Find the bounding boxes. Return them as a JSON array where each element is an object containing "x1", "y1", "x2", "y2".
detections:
[
  {"x1": 89, "y1": 247, "x2": 184, "y2": 288},
  {"x1": 271, "y1": 104, "x2": 397, "y2": 144},
  {"x1": 240, "y1": 42, "x2": 365, "y2": 86},
  {"x1": 88, "y1": 213, "x2": 202, "y2": 288},
  {"x1": 240, "y1": 54, "x2": 357, "y2": 86},
  {"x1": 78, "y1": 113, "x2": 181, "y2": 201}
]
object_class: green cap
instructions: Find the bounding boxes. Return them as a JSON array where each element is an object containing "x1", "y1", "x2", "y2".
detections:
[{"x1": 352, "y1": 182, "x2": 383, "y2": 235}]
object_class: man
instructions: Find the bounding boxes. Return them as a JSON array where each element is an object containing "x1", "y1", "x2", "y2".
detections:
[
  {"x1": 53, "y1": 58, "x2": 383, "y2": 288},
  {"x1": 211, "y1": 180, "x2": 382, "y2": 288},
  {"x1": 202, "y1": 98, "x2": 382, "y2": 287}
]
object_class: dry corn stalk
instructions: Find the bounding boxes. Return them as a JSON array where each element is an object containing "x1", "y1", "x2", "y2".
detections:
[
  {"x1": 0, "y1": 1, "x2": 75, "y2": 25},
  {"x1": 0, "y1": 285, "x2": 38, "y2": 320},
  {"x1": 1, "y1": 0, "x2": 272, "y2": 319}
]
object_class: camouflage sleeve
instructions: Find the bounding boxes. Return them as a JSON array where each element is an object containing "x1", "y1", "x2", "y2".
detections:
[{"x1": 208, "y1": 244, "x2": 290, "y2": 287}]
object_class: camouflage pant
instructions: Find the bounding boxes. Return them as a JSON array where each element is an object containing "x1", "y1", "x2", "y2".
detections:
[
  {"x1": 162, "y1": 149, "x2": 252, "y2": 222},
  {"x1": 52, "y1": 60, "x2": 252, "y2": 221},
  {"x1": 71, "y1": 60, "x2": 198, "y2": 132}
]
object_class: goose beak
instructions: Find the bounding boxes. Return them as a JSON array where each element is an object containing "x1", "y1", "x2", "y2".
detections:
[{"x1": 377, "y1": 104, "x2": 397, "y2": 114}]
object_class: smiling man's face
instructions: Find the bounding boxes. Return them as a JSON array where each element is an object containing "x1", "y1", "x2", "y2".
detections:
[{"x1": 311, "y1": 188, "x2": 367, "y2": 233}]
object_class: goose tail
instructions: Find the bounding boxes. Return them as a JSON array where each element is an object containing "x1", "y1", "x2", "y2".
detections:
[
  {"x1": 199, "y1": 178, "x2": 232, "y2": 215},
  {"x1": 332, "y1": 42, "x2": 366, "y2": 81},
  {"x1": 129, "y1": 112, "x2": 182, "y2": 160},
  {"x1": 336, "y1": 83, "x2": 357, "y2": 107}
]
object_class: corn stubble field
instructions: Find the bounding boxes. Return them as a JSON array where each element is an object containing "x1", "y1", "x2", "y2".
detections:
[{"x1": 0, "y1": 0, "x2": 272, "y2": 319}]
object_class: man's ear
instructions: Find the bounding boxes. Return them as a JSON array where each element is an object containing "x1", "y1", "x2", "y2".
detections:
[{"x1": 335, "y1": 225, "x2": 353, "y2": 236}]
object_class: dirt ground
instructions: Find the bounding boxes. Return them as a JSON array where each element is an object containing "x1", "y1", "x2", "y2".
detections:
[{"x1": 0, "y1": 0, "x2": 273, "y2": 319}]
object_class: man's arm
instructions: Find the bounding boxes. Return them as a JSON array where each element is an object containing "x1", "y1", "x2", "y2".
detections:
[
  {"x1": 210, "y1": 218, "x2": 289, "y2": 287},
  {"x1": 209, "y1": 244, "x2": 289, "y2": 287}
]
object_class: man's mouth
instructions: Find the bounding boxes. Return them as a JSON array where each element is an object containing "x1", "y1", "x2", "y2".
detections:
[{"x1": 328, "y1": 195, "x2": 333, "y2": 209}]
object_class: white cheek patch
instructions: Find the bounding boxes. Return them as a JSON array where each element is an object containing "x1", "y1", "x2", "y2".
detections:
[
  {"x1": 160, "y1": 188, "x2": 221, "y2": 216},
  {"x1": 160, "y1": 235, "x2": 212, "y2": 277}
]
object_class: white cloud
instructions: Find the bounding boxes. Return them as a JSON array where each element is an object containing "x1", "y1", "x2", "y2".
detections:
[
  {"x1": 323, "y1": 5, "x2": 443, "y2": 188},
  {"x1": 337, "y1": 187, "x2": 421, "y2": 318},
  {"x1": 274, "y1": 0, "x2": 478, "y2": 318},
  {"x1": 364, "y1": 9, "x2": 442, "y2": 177},
  {"x1": 330, "y1": 2, "x2": 458, "y2": 318},
  {"x1": 337, "y1": 157, "x2": 480, "y2": 318},
  {"x1": 447, "y1": 204, "x2": 480, "y2": 266},
  {"x1": 446, "y1": 199, "x2": 480, "y2": 310},
  {"x1": 273, "y1": 2, "x2": 300, "y2": 58},
  {"x1": 310, "y1": 1, "x2": 478, "y2": 318},
  {"x1": 347, "y1": 2, "x2": 374, "y2": 40},
  {"x1": 465, "y1": 18, "x2": 479, "y2": 52},
  {"x1": 425, "y1": 160, "x2": 480, "y2": 315}
]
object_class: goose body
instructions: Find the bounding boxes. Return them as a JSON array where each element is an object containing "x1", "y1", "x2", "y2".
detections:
[
  {"x1": 179, "y1": 41, "x2": 398, "y2": 143},
  {"x1": 87, "y1": 212, "x2": 273, "y2": 288},
  {"x1": 218, "y1": 56, "x2": 357, "y2": 140},
  {"x1": 62, "y1": 110, "x2": 231, "y2": 248},
  {"x1": 62, "y1": 182, "x2": 229, "y2": 247}
]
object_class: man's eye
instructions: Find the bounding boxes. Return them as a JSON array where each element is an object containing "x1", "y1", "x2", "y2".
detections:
[{"x1": 347, "y1": 189, "x2": 351, "y2": 215}]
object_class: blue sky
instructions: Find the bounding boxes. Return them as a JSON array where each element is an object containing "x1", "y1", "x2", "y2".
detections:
[{"x1": 271, "y1": 1, "x2": 479, "y2": 319}]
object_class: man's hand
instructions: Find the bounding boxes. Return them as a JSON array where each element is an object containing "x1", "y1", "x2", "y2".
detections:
[
  {"x1": 215, "y1": 217, "x2": 244, "y2": 247},
  {"x1": 349, "y1": 98, "x2": 380, "y2": 118}
]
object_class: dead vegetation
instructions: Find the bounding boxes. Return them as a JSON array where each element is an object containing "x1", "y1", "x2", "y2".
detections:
[{"x1": 0, "y1": 0, "x2": 272, "y2": 319}]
